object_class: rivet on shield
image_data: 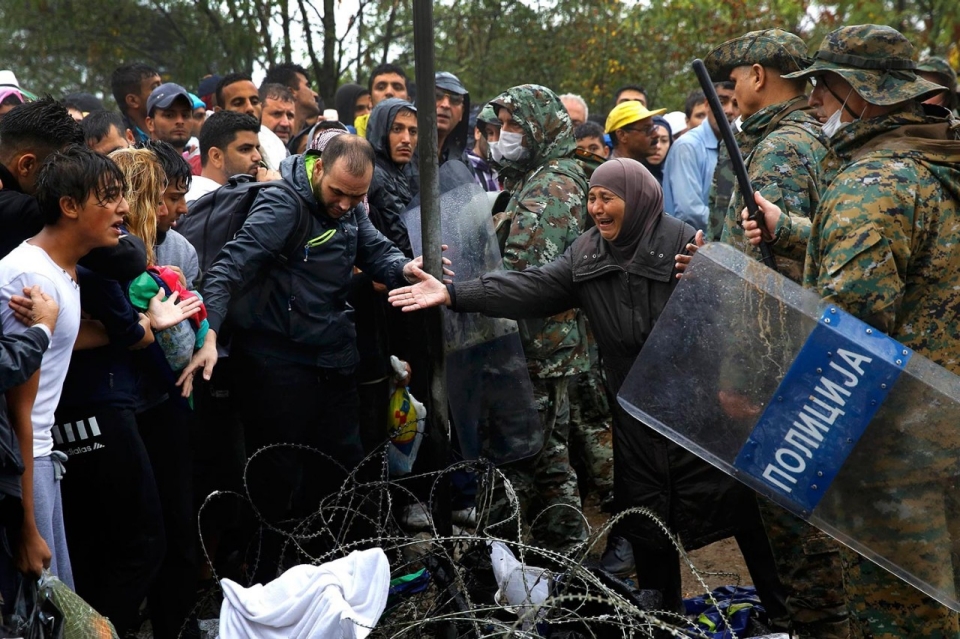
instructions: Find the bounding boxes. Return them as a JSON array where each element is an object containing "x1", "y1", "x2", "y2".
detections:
[
  {"x1": 817, "y1": 471, "x2": 823, "y2": 477},
  {"x1": 816, "y1": 368, "x2": 822, "y2": 373},
  {"x1": 896, "y1": 359, "x2": 902, "y2": 365},
  {"x1": 881, "y1": 383, "x2": 887, "y2": 389},
  {"x1": 824, "y1": 318, "x2": 831, "y2": 324},
  {"x1": 777, "y1": 396, "x2": 783, "y2": 401},
  {"x1": 866, "y1": 328, "x2": 873, "y2": 334},
  {"x1": 830, "y1": 308, "x2": 837, "y2": 314},
  {"x1": 811, "y1": 484, "x2": 818, "y2": 490},
  {"x1": 902, "y1": 350, "x2": 908, "y2": 356}
]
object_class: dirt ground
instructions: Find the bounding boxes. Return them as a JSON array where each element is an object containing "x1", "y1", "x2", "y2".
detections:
[{"x1": 581, "y1": 495, "x2": 752, "y2": 598}]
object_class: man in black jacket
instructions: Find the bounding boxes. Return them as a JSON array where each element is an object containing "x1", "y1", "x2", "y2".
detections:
[
  {"x1": 178, "y1": 134, "x2": 429, "y2": 581},
  {"x1": 0, "y1": 98, "x2": 84, "y2": 258},
  {"x1": 366, "y1": 98, "x2": 417, "y2": 255},
  {"x1": 0, "y1": 100, "x2": 147, "y2": 280}
]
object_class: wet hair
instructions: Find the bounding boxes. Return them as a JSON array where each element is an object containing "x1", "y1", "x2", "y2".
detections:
[
  {"x1": 136, "y1": 139, "x2": 191, "y2": 192},
  {"x1": 574, "y1": 121, "x2": 605, "y2": 142},
  {"x1": 111, "y1": 63, "x2": 159, "y2": 116},
  {"x1": 109, "y1": 147, "x2": 167, "y2": 265},
  {"x1": 368, "y1": 63, "x2": 408, "y2": 93},
  {"x1": 320, "y1": 134, "x2": 375, "y2": 177},
  {"x1": 614, "y1": 84, "x2": 647, "y2": 103},
  {"x1": 81, "y1": 111, "x2": 128, "y2": 149},
  {"x1": 216, "y1": 72, "x2": 254, "y2": 109},
  {"x1": 35, "y1": 144, "x2": 126, "y2": 226},
  {"x1": 259, "y1": 82, "x2": 295, "y2": 104},
  {"x1": 0, "y1": 97, "x2": 84, "y2": 163},
  {"x1": 263, "y1": 63, "x2": 310, "y2": 90},
  {"x1": 684, "y1": 90, "x2": 706, "y2": 118},
  {"x1": 198, "y1": 111, "x2": 260, "y2": 166}
]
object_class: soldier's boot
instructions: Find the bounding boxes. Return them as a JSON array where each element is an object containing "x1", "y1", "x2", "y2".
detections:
[{"x1": 601, "y1": 534, "x2": 635, "y2": 578}]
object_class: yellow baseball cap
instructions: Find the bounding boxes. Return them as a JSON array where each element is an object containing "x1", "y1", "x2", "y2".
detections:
[{"x1": 604, "y1": 101, "x2": 667, "y2": 133}]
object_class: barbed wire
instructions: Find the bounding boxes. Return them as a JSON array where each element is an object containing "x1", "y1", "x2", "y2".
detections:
[{"x1": 188, "y1": 439, "x2": 768, "y2": 639}]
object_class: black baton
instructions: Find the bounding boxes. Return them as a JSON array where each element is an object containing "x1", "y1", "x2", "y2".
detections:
[{"x1": 692, "y1": 58, "x2": 777, "y2": 271}]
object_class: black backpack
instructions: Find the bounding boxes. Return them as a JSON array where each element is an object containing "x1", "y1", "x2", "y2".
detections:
[{"x1": 177, "y1": 174, "x2": 312, "y2": 294}]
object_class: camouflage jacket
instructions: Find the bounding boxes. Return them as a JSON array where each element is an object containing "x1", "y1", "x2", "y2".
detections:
[
  {"x1": 804, "y1": 103, "x2": 960, "y2": 372},
  {"x1": 489, "y1": 84, "x2": 589, "y2": 378},
  {"x1": 720, "y1": 97, "x2": 830, "y2": 282}
]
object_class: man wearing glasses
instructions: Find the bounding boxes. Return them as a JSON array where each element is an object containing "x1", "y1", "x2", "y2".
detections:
[
  {"x1": 404, "y1": 72, "x2": 472, "y2": 199},
  {"x1": 435, "y1": 72, "x2": 470, "y2": 166},
  {"x1": 662, "y1": 81, "x2": 739, "y2": 230},
  {"x1": 604, "y1": 100, "x2": 666, "y2": 165}
]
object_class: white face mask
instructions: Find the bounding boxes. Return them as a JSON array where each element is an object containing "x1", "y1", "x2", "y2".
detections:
[
  {"x1": 489, "y1": 140, "x2": 503, "y2": 163},
  {"x1": 498, "y1": 130, "x2": 528, "y2": 162},
  {"x1": 822, "y1": 88, "x2": 855, "y2": 138}
]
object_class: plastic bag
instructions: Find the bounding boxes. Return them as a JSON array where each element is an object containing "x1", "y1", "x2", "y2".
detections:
[
  {"x1": 38, "y1": 571, "x2": 118, "y2": 639},
  {"x1": 488, "y1": 541, "x2": 551, "y2": 630},
  {"x1": 3, "y1": 572, "x2": 64, "y2": 639},
  {"x1": 386, "y1": 356, "x2": 426, "y2": 476}
]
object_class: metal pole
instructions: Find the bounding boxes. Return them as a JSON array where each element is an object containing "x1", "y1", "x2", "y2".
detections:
[{"x1": 412, "y1": 0, "x2": 452, "y2": 540}]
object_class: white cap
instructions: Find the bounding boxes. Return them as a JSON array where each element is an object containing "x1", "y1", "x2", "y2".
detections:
[
  {"x1": 0, "y1": 70, "x2": 21, "y2": 89},
  {"x1": 662, "y1": 111, "x2": 687, "y2": 135}
]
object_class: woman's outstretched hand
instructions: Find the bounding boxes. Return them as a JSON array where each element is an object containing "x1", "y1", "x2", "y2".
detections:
[{"x1": 389, "y1": 264, "x2": 451, "y2": 312}]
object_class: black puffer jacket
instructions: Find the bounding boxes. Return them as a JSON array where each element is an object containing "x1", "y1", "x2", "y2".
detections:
[
  {"x1": 366, "y1": 98, "x2": 416, "y2": 257},
  {"x1": 453, "y1": 215, "x2": 760, "y2": 550},
  {"x1": 203, "y1": 152, "x2": 410, "y2": 370}
]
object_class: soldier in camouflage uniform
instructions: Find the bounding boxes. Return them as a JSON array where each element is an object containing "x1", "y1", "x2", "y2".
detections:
[
  {"x1": 704, "y1": 29, "x2": 850, "y2": 639},
  {"x1": 482, "y1": 84, "x2": 590, "y2": 553},
  {"x1": 744, "y1": 24, "x2": 960, "y2": 639}
]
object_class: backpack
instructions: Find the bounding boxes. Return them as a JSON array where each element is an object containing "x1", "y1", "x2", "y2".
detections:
[{"x1": 177, "y1": 174, "x2": 312, "y2": 294}]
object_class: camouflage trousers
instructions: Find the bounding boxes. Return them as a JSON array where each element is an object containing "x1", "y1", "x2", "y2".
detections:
[
  {"x1": 568, "y1": 369, "x2": 614, "y2": 506},
  {"x1": 839, "y1": 481, "x2": 960, "y2": 639},
  {"x1": 481, "y1": 376, "x2": 587, "y2": 554},
  {"x1": 758, "y1": 498, "x2": 851, "y2": 638}
]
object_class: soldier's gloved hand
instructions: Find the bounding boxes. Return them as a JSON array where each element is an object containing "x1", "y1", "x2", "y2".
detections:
[
  {"x1": 674, "y1": 230, "x2": 706, "y2": 278},
  {"x1": 741, "y1": 191, "x2": 781, "y2": 245}
]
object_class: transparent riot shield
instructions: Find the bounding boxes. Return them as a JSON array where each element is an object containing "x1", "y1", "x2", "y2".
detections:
[
  {"x1": 617, "y1": 242, "x2": 960, "y2": 611},
  {"x1": 404, "y1": 181, "x2": 541, "y2": 463}
]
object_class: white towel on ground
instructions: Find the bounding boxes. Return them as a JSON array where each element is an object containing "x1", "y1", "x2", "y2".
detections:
[{"x1": 219, "y1": 548, "x2": 390, "y2": 639}]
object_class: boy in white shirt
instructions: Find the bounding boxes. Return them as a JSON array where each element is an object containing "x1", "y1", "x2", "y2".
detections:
[{"x1": 1, "y1": 146, "x2": 128, "y2": 582}]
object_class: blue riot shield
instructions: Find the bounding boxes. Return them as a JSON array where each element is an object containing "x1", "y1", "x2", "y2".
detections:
[
  {"x1": 404, "y1": 182, "x2": 541, "y2": 463},
  {"x1": 617, "y1": 242, "x2": 960, "y2": 611}
]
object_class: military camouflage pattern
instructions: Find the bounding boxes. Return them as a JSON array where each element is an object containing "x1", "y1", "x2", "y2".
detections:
[
  {"x1": 481, "y1": 377, "x2": 588, "y2": 553},
  {"x1": 704, "y1": 29, "x2": 811, "y2": 82},
  {"x1": 488, "y1": 84, "x2": 589, "y2": 379},
  {"x1": 707, "y1": 143, "x2": 735, "y2": 241},
  {"x1": 782, "y1": 24, "x2": 943, "y2": 106},
  {"x1": 720, "y1": 96, "x2": 830, "y2": 282},
  {"x1": 758, "y1": 501, "x2": 851, "y2": 639},
  {"x1": 804, "y1": 101, "x2": 960, "y2": 637},
  {"x1": 918, "y1": 57, "x2": 958, "y2": 88},
  {"x1": 567, "y1": 324, "x2": 614, "y2": 506}
]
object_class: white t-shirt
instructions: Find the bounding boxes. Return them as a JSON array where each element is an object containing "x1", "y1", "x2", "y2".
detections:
[
  {"x1": 185, "y1": 175, "x2": 222, "y2": 204},
  {"x1": 0, "y1": 243, "x2": 81, "y2": 458}
]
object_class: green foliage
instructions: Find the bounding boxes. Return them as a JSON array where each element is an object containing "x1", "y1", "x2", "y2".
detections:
[
  {"x1": 0, "y1": 0, "x2": 956, "y2": 117},
  {"x1": 0, "y1": 0, "x2": 263, "y2": 104}
]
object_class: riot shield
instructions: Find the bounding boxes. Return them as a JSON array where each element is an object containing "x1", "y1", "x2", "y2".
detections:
[
  {"x1": 617, "y1": 242, "x2": 960, "y2": 611},
  {"x1": 404, "y1": 181, "x2": 541, "y2": 463}
]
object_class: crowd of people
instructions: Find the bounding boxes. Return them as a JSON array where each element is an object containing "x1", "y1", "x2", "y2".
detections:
[{"x1": 0, "y1": 20, "x2": 958, "y2": 639}]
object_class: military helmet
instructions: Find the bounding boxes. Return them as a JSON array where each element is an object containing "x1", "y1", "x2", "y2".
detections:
[
  {"x1": 782, "y1": 24, "x2": 943, "y2": 106},
  {"x1": 704, "y1": 29, "x2": 811, "y2": 82}
]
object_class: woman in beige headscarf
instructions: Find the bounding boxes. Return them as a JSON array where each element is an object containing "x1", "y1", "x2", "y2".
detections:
[{"x1": 390, "y1": 158, "x2": 787, "y2": 616}]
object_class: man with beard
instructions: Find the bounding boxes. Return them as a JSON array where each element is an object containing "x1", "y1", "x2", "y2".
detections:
[
  {"x1": 177, "y1": 134, "x2": 432, "y2": 583},
  {"x1": 184, "y1": 111, "x2": 265, "y2": 203},
  {"x1": 216, "y1": 73, "x2": 287, "y2": 171}
]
